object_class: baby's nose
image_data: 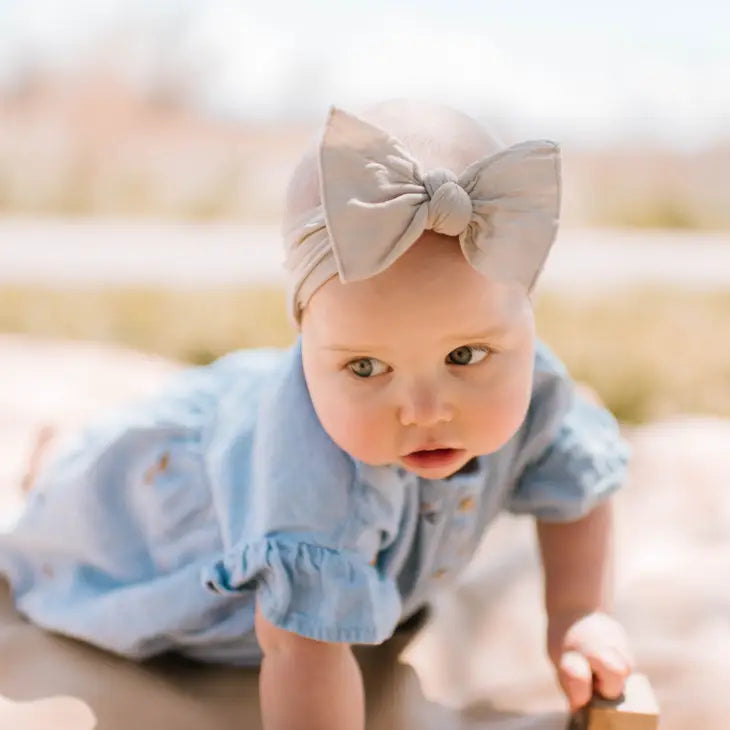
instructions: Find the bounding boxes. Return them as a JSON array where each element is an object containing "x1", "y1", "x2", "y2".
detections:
[{"x1": 398, "y1": 386, "x2": 454, "y2": 427}]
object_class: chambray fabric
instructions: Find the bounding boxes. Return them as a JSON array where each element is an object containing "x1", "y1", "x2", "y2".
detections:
[{"x1": 0, "y1": 339, "x2": 628, "y2": 665}]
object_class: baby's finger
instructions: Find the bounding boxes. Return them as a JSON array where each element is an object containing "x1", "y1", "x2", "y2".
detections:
[
  {"x1": 586, "y1": 648, "x2": 632, "y2": 700},
  {"x1": 558, "y1": 650, "x2": 593, "y2": 712}
]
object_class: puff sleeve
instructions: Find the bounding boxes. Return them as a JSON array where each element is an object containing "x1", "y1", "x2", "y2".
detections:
[
  {"x1": 505, "y1": 342, "x2": 630, "y2": 522},
  {"x1": 201, "y1": 341, "x2": 403, "y2": 644}
]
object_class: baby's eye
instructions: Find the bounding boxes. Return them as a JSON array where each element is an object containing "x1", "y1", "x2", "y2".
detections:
[
  {"x1": 446, "y1": 345, "x2": 491, "y2": 366},
  {"x1": 348, "y1": 357, "x2": 389, "y2": 378}
]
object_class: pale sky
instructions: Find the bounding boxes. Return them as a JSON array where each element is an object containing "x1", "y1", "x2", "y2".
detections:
[{"x1": 0, "y1": 0, "x2": 728, "y2": 148}]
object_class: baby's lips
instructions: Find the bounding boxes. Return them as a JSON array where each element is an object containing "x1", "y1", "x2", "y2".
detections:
[
  {"x1": 405, "y1": 443, "x2": 461, "y2": 455},
  {"x1": 408, "y1": 447, "x2": 442, "y2": 455}
]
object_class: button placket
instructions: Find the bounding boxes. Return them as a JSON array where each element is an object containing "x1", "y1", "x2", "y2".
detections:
[
  {"x1": 435, "y1": 459, "x2": 488, "y2": 579},
  {"x1": 418, "y1": 480, "x2": 444, "y2": 524},
  {"x1": 439, "y1": 487, "x2": 480, "y2": 577},
  {"x1": 417, "y1": 481, "x2": 448, "y2": 584},
  {"x1": 427, "y1": 493, "x2": 464, "y2": 582}
]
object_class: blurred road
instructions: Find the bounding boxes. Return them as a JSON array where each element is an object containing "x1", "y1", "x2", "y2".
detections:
[{"x1": 0, "y1": 219, "x2": 728, "y2": 291}]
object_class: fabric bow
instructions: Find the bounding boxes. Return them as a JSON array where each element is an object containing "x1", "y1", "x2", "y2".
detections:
[{"x1": 284, "y1": 107, "x2": 561, "y2": 323}]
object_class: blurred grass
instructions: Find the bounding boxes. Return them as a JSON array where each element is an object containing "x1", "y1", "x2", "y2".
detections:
[
  {"x1": 593, "y1": 195, "x2": 700, "y2": 230},
  {"x1": 0, "y1": 286, "x2": 294, "y2": 366},
  {"x1": 535, "y1": 288, "x2": 730, "y2": 422},
  {"x1": 1, "y1": 285, "x2": 729, "y2": 424}
]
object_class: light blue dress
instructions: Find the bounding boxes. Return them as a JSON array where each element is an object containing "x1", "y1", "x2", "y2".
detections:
[{"x1": 0, "y1": 339, "x2": 628, "y2": 665}]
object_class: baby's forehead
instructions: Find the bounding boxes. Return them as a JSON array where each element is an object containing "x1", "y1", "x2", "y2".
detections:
[{"x1": 303, "y1": 232, "x2": 529, "y2": 344}]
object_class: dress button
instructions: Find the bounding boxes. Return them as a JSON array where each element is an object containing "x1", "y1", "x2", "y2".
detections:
[
  {"x1": 420, "y1": 502, "x2": 440, "y2": 524},
  {"x1": 432, "y1": 568, "x2": 448, "y2": 579},
  {"x1": 457, "y1": 496, "x2": 475, "y2": 512}
]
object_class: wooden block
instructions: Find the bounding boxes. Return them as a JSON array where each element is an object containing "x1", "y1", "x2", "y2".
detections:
[{"x1": 568, "y1": 673, "x2": 659, "y2": 730}]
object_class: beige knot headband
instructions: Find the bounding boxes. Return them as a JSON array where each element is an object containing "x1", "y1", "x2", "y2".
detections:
[{"x1": 284, "y1": 107, "x2": 561, "y2": 324}]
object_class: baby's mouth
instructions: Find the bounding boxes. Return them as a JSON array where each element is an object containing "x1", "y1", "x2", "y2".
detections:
[{"x1": 402, "y1": 447, "x2": 466, "y2": 470}]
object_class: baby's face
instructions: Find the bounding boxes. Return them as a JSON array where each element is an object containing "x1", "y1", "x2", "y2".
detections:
[{"x1": 301, "y1": 231, "x2": 536, "y2": 479}]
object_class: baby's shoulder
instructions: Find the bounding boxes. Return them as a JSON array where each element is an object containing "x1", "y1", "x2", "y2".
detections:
[
  {"x1": 527, "y1": 339, "x2": 573, "y2": 416},
  {"x1": 249, "y1": 339, "x2": 356, "y2": 486},
  {"x1": 512, "y1": 338, "x2": 623, "y2": 467},
  {"x1": 143, "y1": 343, "x2": 295, "y2": 424},
  {"x1": 207, "y1": 338, "x2": 356, "y2": 495},
  {"x1": 533, "y1": 339, "x2": 569, "y2": 379},
  {"x1": 206, "y1": 340, "x2": 382, "y2": 543},
  {"x1": 173, "y1": 345, "x2": 290, "y2": 398}
]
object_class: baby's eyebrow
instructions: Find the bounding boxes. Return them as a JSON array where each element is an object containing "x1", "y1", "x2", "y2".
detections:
[
  {"x1": 322, "y1": 325, "x2": 510, "y2": 353},
  {"x1": 322, "y1": 344, "x2": 383, "y2": 353},
  {"x1": 447, "y1": 324, "x2": 511, "y2": 341}
]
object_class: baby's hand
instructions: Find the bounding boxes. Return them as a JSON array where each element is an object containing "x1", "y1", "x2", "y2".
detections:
[{"x1": 547, "y1": 611, "x2": 634, "y2": 713}]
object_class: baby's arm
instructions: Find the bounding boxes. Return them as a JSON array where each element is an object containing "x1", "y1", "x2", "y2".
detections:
[
  {"x1": 539, "y1": 498, "x2": 613, "y2": 623},
  {"x1": 255, "y1": 602, "x2": 365, "y2": 730},
  {"x1": 537, "y1": 499, "x2": 634, "y2": 711}
]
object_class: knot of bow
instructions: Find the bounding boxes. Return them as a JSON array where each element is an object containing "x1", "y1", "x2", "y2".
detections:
[{"x1": 421, "y1": 168, "x2": 473, "y2": 236}]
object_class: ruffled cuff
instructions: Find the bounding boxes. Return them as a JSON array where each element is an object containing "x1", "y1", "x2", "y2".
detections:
[{"x1": 202, "y1": 538, "x2": 401, "y2": 644}]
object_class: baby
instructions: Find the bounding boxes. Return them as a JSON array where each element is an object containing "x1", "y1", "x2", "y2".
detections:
[{"x1": 1, "y1": 100, "x2": 633, "y2": 729}]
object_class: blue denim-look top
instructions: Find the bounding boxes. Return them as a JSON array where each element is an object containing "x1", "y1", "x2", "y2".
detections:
[{"x1": 0, "y1": 339, "x2": 628, "y2": 664}]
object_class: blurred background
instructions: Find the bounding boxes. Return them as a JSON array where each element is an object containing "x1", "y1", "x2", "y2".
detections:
[
  {"x1": 1, "y1": 4, "x2": 730, "y2": 728},
  {"x1": 1, "y1": 0, "x2": 729, "y2": 422}
]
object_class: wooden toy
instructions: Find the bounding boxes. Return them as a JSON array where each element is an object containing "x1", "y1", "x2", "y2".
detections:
[{"x1": 568, "y1": 673, "x2": 659, "y2": 730}]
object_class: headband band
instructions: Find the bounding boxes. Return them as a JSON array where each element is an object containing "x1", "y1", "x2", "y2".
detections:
[{"x1": 284, "y1": 106, "x2": 561, "y2": 324}]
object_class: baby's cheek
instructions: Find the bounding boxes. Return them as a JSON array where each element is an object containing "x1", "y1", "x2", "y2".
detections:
[
  {"x1": 470, "y1": 369, "x2": 532, "y2": 453},
  {"x1": 320, "y1": 400, "x2": 392, "y2": 465}
]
